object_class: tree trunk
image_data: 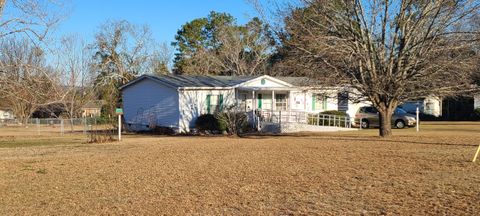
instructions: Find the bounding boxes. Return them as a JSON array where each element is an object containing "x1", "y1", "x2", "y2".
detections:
[{"x1": 378, "y1": 108, "x2": 393, "y2": 137}]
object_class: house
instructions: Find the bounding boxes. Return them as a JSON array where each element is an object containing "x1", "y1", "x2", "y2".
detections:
[
  {"x1": 0, "y1": 106, "x2": 14, "y2": 120},
  {"x1": 120, "y1": 74, "x2": 366, "y2": 133},
  {"x1": 81, "y1": 101, "x2": 103, "y2": 117},
  {"x1": 399, "y1": 96, "x2": 442, "y2": 117},
  {"x1": 401, "y1": 93, "x2": 480, "y2": 120}
]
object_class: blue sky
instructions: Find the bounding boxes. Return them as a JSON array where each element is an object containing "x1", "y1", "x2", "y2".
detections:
[{"x1": 55, "y1": 0, "x2": 258, "y2": 44}]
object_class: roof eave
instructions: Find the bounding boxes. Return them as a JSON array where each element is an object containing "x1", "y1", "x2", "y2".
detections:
[
  {"x1": 119, "y1": 75, "x2": 179, "y2": 91},
  {"x1": 178, "y1": 86, "x2": 234, "y2": 90}
]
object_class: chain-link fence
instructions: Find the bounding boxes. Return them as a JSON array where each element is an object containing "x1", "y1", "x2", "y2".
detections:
[{"x1": 0, "y1": 117, "x2": 118, "y2": 140}]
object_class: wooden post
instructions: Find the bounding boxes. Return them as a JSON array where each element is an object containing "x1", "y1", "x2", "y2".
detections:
[{"x1": 473, "y1": 144, "x2": 480, "y2": 162}]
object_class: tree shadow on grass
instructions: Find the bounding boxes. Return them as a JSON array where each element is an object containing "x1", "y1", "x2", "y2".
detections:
[{"x1": 239, "y1": 133, "x2": 478, "y2": 147}]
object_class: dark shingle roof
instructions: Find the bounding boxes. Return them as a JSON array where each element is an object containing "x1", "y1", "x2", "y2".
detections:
[
  {"x1": 149, "y1": 74, "x2": 262, "y2": 88},
  {"x1": 121, "y1": 74, "x2": 319, "y2": 90}
]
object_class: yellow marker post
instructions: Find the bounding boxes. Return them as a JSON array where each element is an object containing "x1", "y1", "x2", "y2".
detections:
[{"x1": 473, "y1": 144, "x2": 480, "y2": 162}]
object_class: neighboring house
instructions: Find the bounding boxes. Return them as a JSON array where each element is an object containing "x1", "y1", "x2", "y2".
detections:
[
  {"x1": 399, "y1": 96, "x2": 442, "y2": 117},
  {"x1": 81, "y1": 101, "x2": 103, "y2": 117},
  {"x1": 401, "y1": 93, "x2": 480, "y2": 120},
  {"x1": 0, "y1": 106, "x2": 14, "y2": 120},
  {"x1": 120, "y1": 74, "x2": 367, "y2": 133}
]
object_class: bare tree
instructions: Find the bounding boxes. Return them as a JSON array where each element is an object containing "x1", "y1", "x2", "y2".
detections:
[
  {"x1": 177, "y1": 47, "x2": 220, "y2": 75},
  {"x1": 150, "y1": 42, "x2": 174, "y2": 75},
  {"x1": 53, "y1": 35, "x2": 95, "y2": 130},
  {"x1": 215, "y1": 17, "x2": 274, "y2": 76},
  {"x1": 0, "y1": 0, "x2": 69, "y2": 124},
  {"x1": 0, "y1": 0, "x2": 68, "y2": 41},
  {"x1": 264, "y1": 0, "x2": 480, "y2": 137},
  {"x1": 0, "y1": 38, "x2": 60, "y2": 124},
  {"x1": 91, "y1": 20, "x2": 155, "y2": 116}
]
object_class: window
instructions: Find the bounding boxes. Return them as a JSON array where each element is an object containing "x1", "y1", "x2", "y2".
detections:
[
  {"x1": 360, "y1": 106, "x2": 378, "y2": 114},
  {"x1": 239, "y1": 93, "x2": 247, "y2": 111},
  {"x1": 395, "y1": 108, "x2": 407, "y2": 114},
  {"x1": 275, "y1": 94, "x2": 287, "y2": 111},
  {"x1": 312, "y1": 94, "x2": 327, "y2": 111},
  {"x1": 206, "y1": 94, "x2": 223, "y2": 114}
]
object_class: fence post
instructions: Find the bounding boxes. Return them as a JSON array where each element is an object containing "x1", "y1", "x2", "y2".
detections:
[
  {"x1": 36, "y1": 118, "x2": 40, "y2": 135},
  {"x1": 83, "y1": 117, "x2": 87, "y2": 135},
  {"x1": 60, "y1": 119, "x2": 64, "y2": 136},
  {"x1": 317, "y1": 114, "x2": 320, "y2": 125}
]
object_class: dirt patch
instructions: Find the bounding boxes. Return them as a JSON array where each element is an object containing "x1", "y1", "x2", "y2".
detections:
[{"x1": 0, "y1": 123, "x2": 479, "y2": 214}]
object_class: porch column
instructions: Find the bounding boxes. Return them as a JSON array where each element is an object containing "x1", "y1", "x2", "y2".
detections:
[
  {"x1": 303, "y1": 92, "x2": 307, "y2": 111},
  {"x1": 272, "y1": 90, "x2": 276, "y2": 111},
  {"x1": 252, "y1": 90, "x2": 256, "y2": 110}
]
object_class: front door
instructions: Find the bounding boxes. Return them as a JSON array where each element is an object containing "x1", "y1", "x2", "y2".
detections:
[{"x1": 257, "y1": 94, "x2": 263, "y2": 109}]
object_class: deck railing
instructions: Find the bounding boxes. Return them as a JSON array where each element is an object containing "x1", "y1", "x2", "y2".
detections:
[{"x1": 256, "y1": 109, "x2": 353, "y2": 128}]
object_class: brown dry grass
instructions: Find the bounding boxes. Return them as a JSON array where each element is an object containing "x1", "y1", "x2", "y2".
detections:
[{"x1": 1, "y1": 122, "x2": 479, "y2": 215}]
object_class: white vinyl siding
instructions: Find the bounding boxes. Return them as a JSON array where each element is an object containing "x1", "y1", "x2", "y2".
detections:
[
  {"x1": 178, "y1": 89, "x2": 234, "y2": 133},
  {"x1": 122, "y1": 79, "x2": 179, "y2": 131}
]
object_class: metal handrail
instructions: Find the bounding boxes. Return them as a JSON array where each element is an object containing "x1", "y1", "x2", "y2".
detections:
[{"x1": 256, "y1": 109, "x2": 352, "y2": 128}]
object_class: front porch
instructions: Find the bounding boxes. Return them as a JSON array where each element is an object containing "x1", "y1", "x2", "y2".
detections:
[
  {"x1": 235, "y1": 87, "x2": 294, "y2": 112},
  {"x1": 232, "y1": 84, "x2": 357, "y2": 133}
]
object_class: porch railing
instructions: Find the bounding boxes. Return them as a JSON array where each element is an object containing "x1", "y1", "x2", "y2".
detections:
[{"x1": 256, "y1": 109, "x2": 353, "y2": 128}]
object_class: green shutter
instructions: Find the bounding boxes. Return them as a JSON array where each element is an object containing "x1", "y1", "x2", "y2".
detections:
[
  {"x1": 206, "y1": 95, "x2": 211, "y2": 114},
  {"x1": 219, "y1": 94, "x2": 223, "y2": 111},
  {"x1": 312, "y1": 94, "x2": 316, "y2": 111},
  {"x1": 258, "y1": 94, "x2": 262, "y2": 109},
  {"x1": 322, "y1": 96, "x2": 327, "y2": 110}
]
